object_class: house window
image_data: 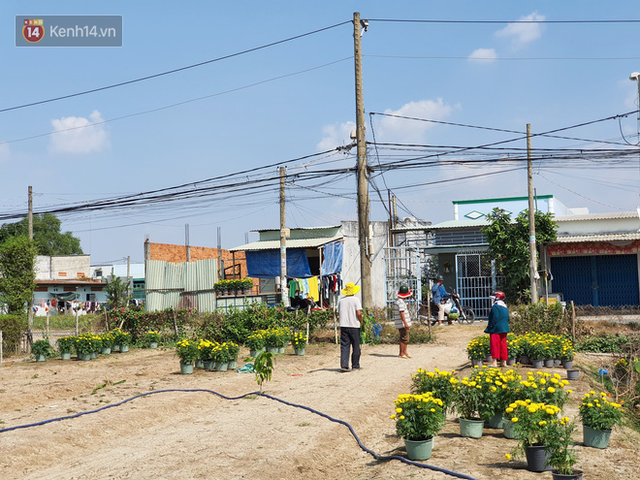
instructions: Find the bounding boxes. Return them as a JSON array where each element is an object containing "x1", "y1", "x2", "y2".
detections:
[{"x1": 86, "y1": 294, "x2": 96, "y2": 301}]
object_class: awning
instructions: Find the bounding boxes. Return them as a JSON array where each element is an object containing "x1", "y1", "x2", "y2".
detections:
[
  {"x1": 321, "y1": 240, "x2": 343, "y2": 275},
  {"x1": 49, "y1": 292, "x2": 80, "y2": 301},
  {"x1": 246, "y1": 248, "x2": 312, "y2": 278}
]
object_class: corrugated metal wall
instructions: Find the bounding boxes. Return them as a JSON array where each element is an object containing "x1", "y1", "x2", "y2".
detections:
[{"x1": 146, "y1": 259, "x2": 217, "y2": 312}]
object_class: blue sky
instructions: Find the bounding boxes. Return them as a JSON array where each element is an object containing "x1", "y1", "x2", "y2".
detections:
[{"x1": 1, "y1": 1, "x2": 639, "y2": 265}]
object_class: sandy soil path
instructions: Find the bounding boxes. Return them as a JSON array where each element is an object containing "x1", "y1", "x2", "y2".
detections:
[{"x1": 1, "y1": 324, "x2": 638, "y2": 480}]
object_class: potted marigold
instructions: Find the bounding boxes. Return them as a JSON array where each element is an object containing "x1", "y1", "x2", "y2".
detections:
[
  {"x1": 31, "y1": 339, "x2": 51, "y2": 362},
  {"x1": 466, "y1": 336, "x2": 489, "y2": 366},
  {"x1": 546, "y1": 416, "x2": 582, "y2": 480},
  {"x1": 246, "y1": 331, "x2": 266, "y2": 357},
  {"x1": 212, "y1": 342, "x2": 231, "y2": 371},
  {"x1": 176, "y1": 339, "x2": 199, "y2": 374},
  {"x1": 198, "y1": 339, "x2": 216, "y2": 371},
  {"x1": 411, "y1": 368, "x2": 457, "y2": 414},
  {"x1": 579, "y1": 391, "x2": 624, "y2": 449},
  {"x1": 391, "y1": 393, "x2": 446, "y2": 460},
  {"x1": 291, "y1": 331, "x2": 308, "y2": 355},
  {"x1": 56, "y1": 336, "x2": 75, "y2": 360},
  {"x1": 144, "y1": 330, "x2": 161, "y2": 348},
  {"x1": 453, "y1": 376, "x2": 486, "y2": 438},
  {"x1": 75, "y1": 333, "x2": 95, "y2": 361},
  {"x1": 227, "y1": 342, "x2": 240, "y2": 369}
]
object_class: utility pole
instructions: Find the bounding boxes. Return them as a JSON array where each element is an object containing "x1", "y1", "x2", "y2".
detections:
[
  {"x1": 279, "y1": 167, "x2": 289, "y2": 306},
  {"x1": 354, "y1": 11, "x2": 372, "y2": 309},
  {"x1": 527, "y1": 124, "x2": 539, "y2": 304},
  {"x1": 27, "y1": 186, "x2": 34, "y2": 346},
  {"x1": 126, "y1": 255, "x2": 131, "y2": 300},
  {"x1": 185, "y1": 223, "x2": 191, "y2": 262}
]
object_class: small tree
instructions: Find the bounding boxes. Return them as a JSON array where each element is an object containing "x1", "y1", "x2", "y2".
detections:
[
  {"x1": 0, "y1": 236, "x2": 37, "y2": 314},
  {"x1": 0, "y1": 213, "x2": 82, "y2": 255},
  {"x1": 105, "y1": 276, "x2": 128, "y2": 309},
  {"x1": 483, "y1": 208, "x2": 557, "y2": 304}
]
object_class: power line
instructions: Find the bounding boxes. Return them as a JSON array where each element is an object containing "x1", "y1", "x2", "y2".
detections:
[
  {"x1": 0, "y1": 20, "x2": 351, "y2": 114},
  {"x1": 366, "y1": 54, "x2": 640, "y2": 61},
  {"x1": 368, "y1": 18, "x2": 640, "y2": 24}
]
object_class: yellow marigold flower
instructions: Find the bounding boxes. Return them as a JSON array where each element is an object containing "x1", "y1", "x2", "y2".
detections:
[
  {"x1": 396, "y1": 408, "x2": 402, "y2": 413},
  {"x1": 390, "y1": 415, "x2": 396, "y2": 419},
  {"x1": 512, "y1": 417, "x2": 519, "y2": 422},
  {"x1": 505, "y1": 453, "x2": 511, "y2": 460},
  {"x1": 505, "y1": 408, "x2": 514, "y2": 414},
  {"x1": 547, "y1": 387, "x2": 556, "y2": 393},
  {"x1": 400, "y1": 415, "x2": 405, "y2": 420}
]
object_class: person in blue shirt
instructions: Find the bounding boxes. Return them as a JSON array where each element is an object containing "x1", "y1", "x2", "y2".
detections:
[
  {"x1": 485, "y1": 291, "x2": 510, "y2": 368},
  {"x1": 431, "y1": 275, "x2": 449, "y2": 326}
]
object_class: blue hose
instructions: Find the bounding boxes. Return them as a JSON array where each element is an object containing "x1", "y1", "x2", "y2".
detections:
[{"x1": 0, "y1": 388, "x2": 478, "y2": 480}]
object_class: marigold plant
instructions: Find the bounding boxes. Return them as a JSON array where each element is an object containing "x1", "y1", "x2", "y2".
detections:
[
  {"x1": 291, "y1": 331, "x2": 308, "y2": 349},
  {"x1": 466, "y1": 335, "x2": 490, "y2": 360},
  {"x1": 411, "y1": 368, "x2": 457, "y2": 413},
  {"x1": 579, "y1": 391, "x2": 624, "y2": 430},
  {"x1": 246, "y1": 331, "x2": 266, "y2": 351},
  {"x1": 176, "y1": 338, "x2": 199, "y2": 363},
  {"x1": 505, "y1": 399, "x2": 562, "y2": 452},
  {"x1": 391, "y1": 393, "x2": 446, "y2": 441}
]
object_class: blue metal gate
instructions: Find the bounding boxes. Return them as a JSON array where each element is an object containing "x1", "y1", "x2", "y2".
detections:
[{"x1": 550, "y1": 254, "x2": 639, "y2": 307}]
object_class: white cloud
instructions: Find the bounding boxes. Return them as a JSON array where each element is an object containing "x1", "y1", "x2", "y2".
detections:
[
  {"x1": 0, "y1": 142, "x2": 9, "y2": 162},
  {"x1": 376, "y1": 99, "x2": 455, "y2": 144},
  {"x1": 49, "y1": 110, "x2": 109, "y2": 155},
  {"x1": 495, "y1": 12, "x2": 545, "y2": 49},
  {"x1": 468, "y1": 48, "x2": 498, "y2": 63},
  {"x1": 316, "y1": 121, "x2": 356, "y2": 151}
]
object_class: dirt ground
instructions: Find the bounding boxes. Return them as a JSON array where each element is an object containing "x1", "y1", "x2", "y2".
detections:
[{"x1": 1, "y1": 324, "x2": 638, "y2": 480}]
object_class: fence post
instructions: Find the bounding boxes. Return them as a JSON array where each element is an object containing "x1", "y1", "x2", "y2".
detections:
[
  {"x1": 1, "y1": 330, "x2": 3, "y2": 364},
  {"x1": 571, "y1": 301, "x2": 576, "y2": 339},
  {"x1": 75, "y1": 309, "x2": 79, "y2": 336}
]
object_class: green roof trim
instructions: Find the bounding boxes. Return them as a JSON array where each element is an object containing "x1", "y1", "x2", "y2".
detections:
[{"x1": 453, "y1": 195, "x2": 552, "y2": 205}]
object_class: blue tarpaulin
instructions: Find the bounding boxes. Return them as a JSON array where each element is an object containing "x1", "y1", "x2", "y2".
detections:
[
  {"x1": 321, "y1": 240, "x2": 343, "y2": 275},
  {"x1": 246, "y1": 249, "x2": 312, "y2": 278}
]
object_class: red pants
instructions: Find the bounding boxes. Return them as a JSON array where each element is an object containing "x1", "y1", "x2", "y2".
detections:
[{"x1": 490, "y1": 333, "x2": 508, "y2": 360}]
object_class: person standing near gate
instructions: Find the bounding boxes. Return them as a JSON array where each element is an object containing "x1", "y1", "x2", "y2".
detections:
[
  {"x1": 485, "y1": 291, "x2": 510, "y2": 368},
  {"x1": 337, "y1": 282, "x2": 362, "y2": 371},
  {"x1": 431, "y1": 275, "x2": 449, "y2": 326}
]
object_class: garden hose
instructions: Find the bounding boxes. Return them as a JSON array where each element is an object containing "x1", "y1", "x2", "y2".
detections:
[{"x1": 0, "y1": 388, "x2": 478, "y2": 480}]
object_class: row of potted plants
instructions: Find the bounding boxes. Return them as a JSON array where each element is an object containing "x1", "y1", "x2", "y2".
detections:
[
  {"x1": 467, "y1": 333, "x2": 575, "y2": 365},
  {"x1": 175, "y1": 338, "x2": 241, "y2": 373},
  {"x1": 213, "y1": 278, "x2": 253, "y2": 295},
  {"x1": 399, "y1": 365, "x2": 624, "y2": 478},
  {"x1": 245, "y1": 327, "x2": 308, "y2": 356}
]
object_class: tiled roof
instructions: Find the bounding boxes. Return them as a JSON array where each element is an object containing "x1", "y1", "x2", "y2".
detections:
[{"x1": 553, "y1": 233, "x2": 640, "y2": 243}]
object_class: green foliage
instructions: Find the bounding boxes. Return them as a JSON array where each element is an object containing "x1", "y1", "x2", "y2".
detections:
[
  {"x1": 483, "y1": 208, "x2": 558, "y2": 304},
  {"x1": 576, "y1": 334, "x2": 629, "y2": 353},
  {"x1": 31, "y1": 339, "x2": 52, "y2": 356},
  {"x1": 254, "y1": 350, "x2": 276, "y2": 392},
  {"x1": 175, "y1": 338, "x2": 199, "y2": 363},
  {"x1": 545, "y1": 418, "x2": 579, "y2": 475},
  {"x1": 392, "y1": 393, "x2": 446, "y2": 441},
  {"x1": 105, "y1": 276, "x2": 128, "y2": 309},
  {"x1": 579, "y1": 391, "x2": 624, "y2": 430},
  {"x1": 0, "y1": 213, "x2": 82, "y2": 256},
  {"x1": 56, "y1": 335, "x2": 76, "y2": 353},
  {"x1": 0, "y1": 236, "x2": 37, "y2": 314},
  {"x1": 411, "y1": 368, "x2": 457, "y2": 413},
  {"x1": 510, "y1": 302, "x2": 570, "y2": 335},
  {"x1": 0, "y1": 314, "x2": 28, "y2": 355}
]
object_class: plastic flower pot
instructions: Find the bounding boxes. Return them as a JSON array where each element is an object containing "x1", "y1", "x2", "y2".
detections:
[
  {"x1": 583, "y1": 425, "x2": 611, "y2": 449},
  {"x1": 404, "y1": 437, "x2": 434, "y2": 461},
  {"x1": 567, "y1": 369, "x2": 579, "y2": 381},
  {"x1": 459, "y1": 418, "x2": 484, "y2": 439}
]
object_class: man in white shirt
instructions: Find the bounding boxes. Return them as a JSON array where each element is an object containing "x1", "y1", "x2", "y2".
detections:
[{"x1": 337, "y1": 282, "x2": 362, "y2": 371}]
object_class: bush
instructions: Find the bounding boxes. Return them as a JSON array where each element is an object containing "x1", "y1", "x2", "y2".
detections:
[
  {"x1": 576, "y1": 334, "x2": 630, "y2": 353},
  {"x1": 510, "y1": 302, "x2": 572, "y2": 335},
  {"x1": 0, "y1": 314, "x2": 27, "y2": 356}
]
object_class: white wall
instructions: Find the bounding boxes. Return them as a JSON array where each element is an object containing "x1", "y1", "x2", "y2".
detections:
[
  {"x1": 35, "y1": 255, "x2": 91, "y2": 280},
  {"x1": 556, "y1": 215, "x2": 640, "y2": 236}
]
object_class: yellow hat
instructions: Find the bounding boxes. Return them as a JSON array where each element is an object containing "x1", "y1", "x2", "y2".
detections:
[{"x1": 341, "y1": 282, "x2": 361, "y2": 296}]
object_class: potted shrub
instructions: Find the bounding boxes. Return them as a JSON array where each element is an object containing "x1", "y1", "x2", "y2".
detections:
[
  {"x1": 505, "y1": 399, "x2": 562, "y2": 472},
  {"x1": 411, "y1": 368, "x2": 457, "y2": 414},
  {"x1": 32, "y1": 339, "x2": 51, "y2": 362},
  {"x1": 240, "y1": 278, "x2": 253, "y2": 294},
  {"x1": 246, "y1": 331, "x2": 266, "y2": 357},
  {"x1": 579, "y1": 391, "x2": 624, "y2": 449},
  {"x1": 99, "y1": 332, "x2": 114, "y2": 354},
  {"x1": 175, "y1": 338, "x2": 199, "y2": 374},
  {"x1": 466, "y1": 336, "x2": 489, "y2": 367},
  {"x1": 517, "y1": 371, "x2": 572, "y2": 409},
  {"x1": 391, "y1": 393, "x2": 446, "y2": 460},
  {"x1": 112, "y1": 328, "x2": 131, "y2": 352},
  {"x1": 212, "y1": 342, "x2": 231, "y2": 371},
  {"x1": 506, "y1": 333, "x2": 521, "y2": 365},
  {"x1": 90, "y1": 334, "x2": 102, "y2": 359},
  {"x1": 227, "y1": 342, "x2": 240, "y2": 369},
  {"x1": 546, "y1": 416, "x2": 582, "y2": 480},
  {"x1": 560, "y1": 337, "x2": 575, "y2": 369},
  {"x1": 291, "y1": 331, "x2": 308, "y2": 355},
  {"x1": 56, "y1": 336, "x2": 75, "y2": 360},
  {"x1": 144, "y1": 330, "x2": 161, "y2": 348},
  {"x1": 75, "y1": 333, "x2": 95, "y2": 361},
  {"x1": 452, "y1": 376, "x2": 486, "y2": 438}
]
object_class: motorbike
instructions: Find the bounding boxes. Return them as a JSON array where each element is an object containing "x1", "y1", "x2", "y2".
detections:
[{"x1": 418, "y1": 289, "x2": 475, "y2": 325}]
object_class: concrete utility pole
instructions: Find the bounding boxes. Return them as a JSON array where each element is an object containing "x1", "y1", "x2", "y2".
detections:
[
  {"x1": 353, "y1": 11, "x2": 372, "y2": 309},
  {"x1": 279, "y1": 167, "x2": 289, "y2": 306},
  {"x1": 27, "y1": 186, "x2": 34, "y2": 346},
  {"x1": 126, "y1": 255, "x2": 131, "y2": 299},
  {"x1": 527, "y1": 124, "x2": 539, "y2": 303}
]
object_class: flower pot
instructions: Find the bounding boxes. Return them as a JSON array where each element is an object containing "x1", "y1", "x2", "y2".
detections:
[
  {"x1": 583, "y1": 424, "x2": 611, "y2": 449},
  {"x1": 544, "y1": 359, "x2": 555, "y2": 368},
  {"x1": 90, "y1": 352, "x2": 98, "y2": 359},
  {"x1": 459, "y1": 417, "x2": 484, "y2": 439},
  {"x1": 35, "y1": 354, "x2": 46, "y2": 362},
  {"x1": 553, "y1": 359, "x2": 562, "y2": 367},
  {"x1": 180, "y1": 362, "x2": 194, "y2": 374},
  {"x1": 403, "y1": 437, "x2": 434, "y2": 461},
  {"x1": 531, "y1": 359, "x2": 544, "y2": 369},
  {"x1": 78, "y1": 353, "x2": 91, "y2": 361},
  {"x1": 486, "y1": 414, "x2": 504, "y2": 429},
  {"x1": 267, "y1": 347, "x2": 279, "y2": 354},
  {"x1": 551, "y1": 469, "x2": 584, "y2": 480},
  {"x1": 203, "y1": 360, "x2": 215, "y2": 371},
  {"x1": 566, "y1": 369, "x2": 579, "y2": 381},
  {"x1": 249, "y1": 349, "x2": 259, "y2": 358},
  {"x1": 215, "y1": 362, "x2": 229, "y2": 372},
  {"x1": 485, "y1": 355, "x2": 493, "y2": 363},
  {"x1": 295, "y1": 348, "x2": 306, "y2": 356},
  {"x1": 101, "y1": 347, "x2": 111, "y2": 355},
  {"x1": 562, "y1": 359, "x2": 574, "y2": 369},
  {"x1": 228, "y1": 359, "x2": 238, "y2": 370},
  {"x1": 196, "y1": 359, "x2": 204, "y2": 369},
  {"x1": 112, "y1": 345, "x2": 121, "y2": 352},
  {"x1": 60, "y1": 352, "x2": 72, "y2": 361},
  {"x1": 503, "y1": 418, "x2": 516, "y2": 439},
  {"x1": 507, "y1": 357, "x2": 516, "y2": 366},
  {"x1": 149, "y1": 342, "x2": 158, "y2": 349},
  {"x1": 519, "y1": 355, "x2": 530, "y2": 365},
  {"x1": 471, "y1": 359, "x2": 483, "y2": 368},
  {"x1": 278, "y1": 346, "x2": 286, "y2": 354},
  {"x1": 120, "y1": 345, "x2": 129, "y2": 353},
  {"x1": 525, "y1": 444, "x2": 551, "y2": 472}
]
